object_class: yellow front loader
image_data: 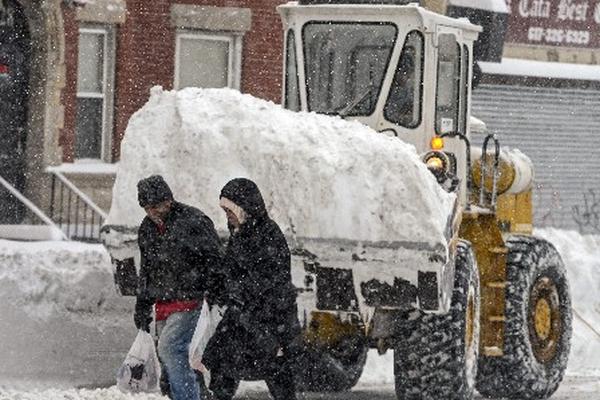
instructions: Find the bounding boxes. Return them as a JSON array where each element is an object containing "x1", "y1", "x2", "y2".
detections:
[{"x1": 278, "y1": 1, "x2": 573, "y2": 399}]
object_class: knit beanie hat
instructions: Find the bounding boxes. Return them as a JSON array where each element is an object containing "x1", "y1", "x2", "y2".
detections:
[{"x1": 137, "y1": 175, "x2": 173, "y2": 207}]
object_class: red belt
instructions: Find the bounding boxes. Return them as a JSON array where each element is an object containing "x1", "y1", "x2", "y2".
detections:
[{"x1": 155, "y1": 300, "x2": 199, "y2": 321}]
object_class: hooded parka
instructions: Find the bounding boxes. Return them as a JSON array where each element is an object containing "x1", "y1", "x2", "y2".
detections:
[{"x1": 204, "y1": 178, "x2": 300, "y2": 399}]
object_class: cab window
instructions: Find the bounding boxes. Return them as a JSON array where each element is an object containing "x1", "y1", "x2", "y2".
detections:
[
  {"x1": 303, "y1": 22, "x2": 397, "y2": 116},
  {"x1": 384, "y1": 31, "x2": 424, "y2": 128},
  {"x1": 459, "y1": 44, "x2": 470, "y2": 134},
  {"x1": 435, "y1": 34, "x2": 460, "y2": 134}
]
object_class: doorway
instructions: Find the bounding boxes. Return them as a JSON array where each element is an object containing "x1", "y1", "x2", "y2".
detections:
[{"x1": 0, "y1": 0, "x2": 30, "y2": 223}]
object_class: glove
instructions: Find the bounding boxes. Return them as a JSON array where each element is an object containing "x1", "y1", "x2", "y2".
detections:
[{"x1": 134, "y1": 299, "x2": 153, "y2": 333}]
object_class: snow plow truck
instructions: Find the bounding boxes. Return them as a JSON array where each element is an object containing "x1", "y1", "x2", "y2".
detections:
[{"x1": 102, "y1": 1, "x2": 572, "y2": 399}]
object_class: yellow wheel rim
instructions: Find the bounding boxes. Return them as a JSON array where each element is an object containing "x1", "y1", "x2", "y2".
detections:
[{"x1": 528, "y1": 276, "x2": 561, "y2": 363}]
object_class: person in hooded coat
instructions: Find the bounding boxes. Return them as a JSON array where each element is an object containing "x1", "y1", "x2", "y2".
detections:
[{"x1": 203, "y1": 178, "x2": 300, "y2": 400}]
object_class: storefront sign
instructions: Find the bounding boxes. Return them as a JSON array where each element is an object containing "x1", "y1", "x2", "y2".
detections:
[{"x1": 506, "y1": 0, "x2": 600, "y2": 48}]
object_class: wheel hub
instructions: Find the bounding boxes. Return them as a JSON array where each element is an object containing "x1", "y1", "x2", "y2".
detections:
[
  {"x1": 534, "y1": 298, "x2": 552, "y2": 340},
  {"x1": 528, "y1": 275, "x2": 561, "y2": 363}
]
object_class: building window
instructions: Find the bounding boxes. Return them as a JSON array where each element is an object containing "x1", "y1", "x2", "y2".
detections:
[
  {"x1": 76, "y1": 25, "x2": 115, "y2": 160},
  {"x1": 174, "y1": 31, "x2": 242, "y2": 90}
]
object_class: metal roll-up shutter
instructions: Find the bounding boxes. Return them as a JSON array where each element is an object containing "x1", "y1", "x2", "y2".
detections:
[{"x1": 472, "y1": 83, "x2": 600, "y2": 233}]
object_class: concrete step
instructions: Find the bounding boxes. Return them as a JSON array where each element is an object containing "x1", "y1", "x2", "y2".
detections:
[{"x1": 0, "y1": 225, "x2": 66, "y2": 241}]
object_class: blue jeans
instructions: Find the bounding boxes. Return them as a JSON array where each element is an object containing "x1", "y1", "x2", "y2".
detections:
[{"x1": 157, "y1": 308, "x2": 203, "y2": 400}]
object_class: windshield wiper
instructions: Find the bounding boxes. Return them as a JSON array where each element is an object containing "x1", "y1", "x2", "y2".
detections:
[{"x1": 337, "y1": 88, "x2": 371, "y2": 117}]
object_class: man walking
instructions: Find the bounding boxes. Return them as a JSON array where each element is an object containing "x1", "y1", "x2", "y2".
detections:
[{"x1": 134, "y1": 175, "x2": 222, "y2": 400}]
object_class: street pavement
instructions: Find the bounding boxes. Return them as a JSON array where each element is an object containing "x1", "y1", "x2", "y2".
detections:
[{"x1": 234, "y1": 376, "x2": 599, "y2": 400}]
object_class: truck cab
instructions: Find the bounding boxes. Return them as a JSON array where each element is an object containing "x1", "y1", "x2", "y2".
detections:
[{"x1": 280, "y1": 1, "x2": 481, "y2": 205}]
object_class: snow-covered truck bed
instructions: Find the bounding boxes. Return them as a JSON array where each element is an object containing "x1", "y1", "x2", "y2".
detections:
[{"x1": 102, "y1": 87, "x2": 457, "y2": 322}]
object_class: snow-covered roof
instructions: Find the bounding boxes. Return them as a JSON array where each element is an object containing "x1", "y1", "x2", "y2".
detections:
[
  {"x1": 448, "y1": 0, "x2": 509, "y2": 13},
  {"x1": 106, "y1": 87, "x2": 455, "y2": 246},
  {"x1": 480, "y1": 58, "x2": 600, "y2": 82}
]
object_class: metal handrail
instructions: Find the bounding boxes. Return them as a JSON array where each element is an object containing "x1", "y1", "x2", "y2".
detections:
[
  {"x1": 479, "y1": 133, "x2": 501, "y2": 210},
  {"x1": 0, "y1": 173, "x2": 68, "y2": 240},
  {"x1": 50, "y1": 171, "x2": 108, "y2": 219},
  {"x1": 47, "y1": 170, "x2": 107, "y2": 242}
]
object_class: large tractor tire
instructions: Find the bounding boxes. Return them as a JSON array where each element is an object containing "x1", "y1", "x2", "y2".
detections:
[
  {"x1": 394, "y1": 240, "x2": 480, "y2": 400},
  {"x1": 476, "y1": 235, "x2": 572, "y2": 399},
  {"x1": 295, "y1": 333, "x2": 368, "y2": 392}
]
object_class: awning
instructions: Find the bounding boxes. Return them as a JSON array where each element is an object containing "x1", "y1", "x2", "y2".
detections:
[
  {"x1": 480, "y1": 58, "x2": 600, "y2": 82},
  {"x1": 447, "y1": 0, "x2": 509, "y2": 14}
]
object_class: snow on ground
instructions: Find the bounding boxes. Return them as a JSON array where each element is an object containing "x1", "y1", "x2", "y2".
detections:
[
  {"x1": 0, "y1": 228, "x2": 598, "y2": 398},
  {"x1": 0, "y1": 240, "x2": 136, "y2": 389},
  {"x1": 107, "y1": 87, "x2": 455, "y2": 247}
]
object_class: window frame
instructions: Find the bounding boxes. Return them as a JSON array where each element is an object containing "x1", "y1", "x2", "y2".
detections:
[
  {"x1": 383, "y1": 30, "x2": 425, "y2": 129},
  {"x1": 434, "y1": 33, "x2": 461, "y2": 135},
  {"x1": 284, "y1": 29, "x2": 301, "y2": 111},
  {"x1": 459, "y1": 43, "x2": 470, "y2": 135},
  {"x1": 76, "y1": 24, "x2": 116, "y2": 162},
  {"x1": 301, "y1": 21, "x2": 398, "y2": 117},
  {"x1": 174, "y1": 30, "x2": 242, "y2": 90}
]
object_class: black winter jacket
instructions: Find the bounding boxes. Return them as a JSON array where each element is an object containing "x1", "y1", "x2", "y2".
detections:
[
  {"x1": 134, "y1": 201, "x2": 222, "y2": 327},
  {"x1": 204, "y1": 179, "x2": 300, "y2": 378}
]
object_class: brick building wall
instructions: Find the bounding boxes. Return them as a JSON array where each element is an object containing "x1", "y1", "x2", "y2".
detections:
[
  {"x1": 60, "y1": 0, "x2": 286, "y2": 162},
  {"x1": 60, "y1": 4, "x2": 78, "y2": 163}
]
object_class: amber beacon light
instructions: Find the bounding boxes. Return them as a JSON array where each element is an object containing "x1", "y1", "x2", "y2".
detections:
[{"x1": 430, "y1": 136, "x2": 444, "y2": 150}]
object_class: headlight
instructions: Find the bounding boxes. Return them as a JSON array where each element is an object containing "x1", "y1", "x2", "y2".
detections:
[
  {"x1": 422, "y1": 151, "x2": 450, "y2": 181},
  {"x1": 426, "y1": 156, "x2": 445, "y2": 170}
]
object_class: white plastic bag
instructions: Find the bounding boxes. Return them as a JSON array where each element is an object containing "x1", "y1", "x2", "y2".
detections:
[
  {"x1": 189, "y1": 299, "x2": 225, "y2": 371},
  {"x1": 116, "y1": 329, "x2": 161, "y2": 393}
]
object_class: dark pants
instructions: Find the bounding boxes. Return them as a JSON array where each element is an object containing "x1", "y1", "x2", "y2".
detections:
[{"x1": 209, "y1": 359, "x2": 297, "y2": 400}]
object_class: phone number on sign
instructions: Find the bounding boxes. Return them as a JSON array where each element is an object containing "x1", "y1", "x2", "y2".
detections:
[{"x1": 528, "y1": 27, "x2": 590, "y2": 45}]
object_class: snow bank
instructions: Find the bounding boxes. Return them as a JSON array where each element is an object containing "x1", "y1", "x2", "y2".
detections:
[
  {"x1": 0, "y1": 240, "x2": 136, "y2": 387},
  {"x1": 0, "y1": 240, "x2": 119, "y2": 320},
  {"x1": 107, "y1": 87, "x2": 455, "y2": 246}
]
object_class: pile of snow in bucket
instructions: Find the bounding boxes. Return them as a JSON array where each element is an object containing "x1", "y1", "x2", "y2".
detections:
[{"x1": 107, "y1": 87, "x2": 455, "y2": 247}]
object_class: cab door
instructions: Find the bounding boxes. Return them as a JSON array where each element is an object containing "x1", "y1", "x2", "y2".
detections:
[
  {"x1": 434, "y1": 28, "x2": 472, "y2": 205},
  {"x1": 0, "y1": 0, "x2": 30, "y2": 223}
]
